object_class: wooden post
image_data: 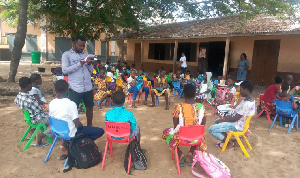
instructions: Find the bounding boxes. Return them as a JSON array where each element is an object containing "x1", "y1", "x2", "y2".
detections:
[
  {"x1": 141, "y1": 41, "x2": 144, "y2": 69},
  {"x1": 196, "y1": 42, "x2": 199, "y2": 71},
  {"x1": 222, "y1": 38, "x2": 230, "y2": 80},
  {"x1": 173, "y1": 40, "x2": 178, "y2": 72},
  {"x1": 106, "y1": 41, "x2": 109, "y2": 61}
]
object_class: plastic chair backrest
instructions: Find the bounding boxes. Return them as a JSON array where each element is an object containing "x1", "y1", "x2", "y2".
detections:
[
  {"x1": 173, "y1": 81, "x2": 181, "y2": 89},
  {"x1": 179, "y1": 125, "x2": 204, "y2": 142},
  {"x1": 105, "y1": 122, "x2": 131, "y2": 141},
  {"x1": 49, "y1": 117, "x2": 71, "y2": 139},
  {"x1": 242, "y1": 115, "x2": 253, "y2": 134},
  {"x1": 116, "y1": 78, "x2": 123, "y2": 87},
  {"x1": 23, "y1": 110, "x2": 31, "y2": 124},
  {"x1": 216, "y1": 88, "x2": 228, "y2": 100},
  {"x1": 275, "y1": 99, "x2": 295, "y2": 117},
  {"x1": 166, "y1": 75, "x2": 170, "y2": 82},
  {"x1": 106, "y1": 76, "x2": 112, "y2": 82}
]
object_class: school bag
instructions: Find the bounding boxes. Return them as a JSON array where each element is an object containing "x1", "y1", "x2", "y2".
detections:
[
  {"x1": 63, "y1": 134, "x2": 102, "y2": 173},
  {"x1": 191, "y1": 150, "x2": 231, "y2": 178},
  {"x1": 124, "y1": 138, "x2": 147, "y2": 172}
]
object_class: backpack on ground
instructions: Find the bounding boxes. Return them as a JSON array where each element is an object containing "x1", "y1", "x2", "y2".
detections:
[
  {"x1": 63, "y1": 134, "x2": 102, "y2": 173},
  {"x1": 191, "y1": 150, "x2": 231, "y2": 178},
  {"x1": 124, "y1": 138, "x2": 147, "y2": 172}
]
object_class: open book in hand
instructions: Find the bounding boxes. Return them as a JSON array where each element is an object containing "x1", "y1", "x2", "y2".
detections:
[{"x1": 84, "y1": 54, "x2": 96, "y2": 61}]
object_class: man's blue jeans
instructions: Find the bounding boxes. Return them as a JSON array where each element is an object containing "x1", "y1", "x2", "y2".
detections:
[
  {"x1": 76, "y1": 126, "x2": 104, "y2": 140},
  {"x1": 209, "y1": 120, "x2": 237, "y2": 141},
  {"x1": 128, "y1": 87, "x2": 149, "y2": 100}
]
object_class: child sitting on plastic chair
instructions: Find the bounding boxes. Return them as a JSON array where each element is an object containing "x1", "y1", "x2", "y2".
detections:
[
  {"x1": 274, "y1": 82, "x2": 298, "y2": 127},
  {"x1": 15, "y1": 77, "x2": 52, "y2": 146},
  {"x1": 195, "y1": 72, "x2": 213, "y2": 103},
  {"x1": 29, "y1": 73, "x2": 47, "y2": 109},
  {"x1": 209, "y1": 80, "x2": 255, "y2": 150},
  {"x1": 49, "y1": 80, "x2": 104, "y2": 160},
  {"x1": 93, "y1": 69, "x2": 114, "y2": 109},
  {"x1": 149, "y1": 69, "x2": 170, "y2": 110},
  {"x1": 162, "y1": 84, "x2": 206, "y2": 166},
  {"x1": 105, "y1": 91, "x2": 142, "y2": 144}
]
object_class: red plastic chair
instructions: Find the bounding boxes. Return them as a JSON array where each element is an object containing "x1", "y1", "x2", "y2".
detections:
[
  {"x1": 256, "y1": 94, "x2": 271, "y2": 122},
  {"x1": 127, "y1": 93, "x2": 143, "y2": 105},
  {"x1": 171, "y1": 125, "x2": 205, "y2": 176},
  {"x1": 101, "y1": 122, "x2": 133, "y2": 174}
]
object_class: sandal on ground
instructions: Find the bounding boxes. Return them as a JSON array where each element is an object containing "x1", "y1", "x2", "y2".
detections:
[
  {"x1": 131, "y1": 105, "x2": 137, "y2": 108},
  {"x1": 141, "y1": 149, "x2": 147, "y2": 154},
  {"x1": 31, "y1": 143, "x2": 49, "y2": 147},
  {"x1": 185, "y1": 153, "x2": 193, "y2": 166},
  {"x1": 216, "y1": 142, "x2": 234, "y2": 150},
  {"x1": 148, "y1": 104, "x2": 156, "y2": 107},
  {"x1": 179, "y1": 154, "x2": 185, "y2": 167},
  {"x1": 59, "y1": 155, "x2": 68, "y2": 160}
]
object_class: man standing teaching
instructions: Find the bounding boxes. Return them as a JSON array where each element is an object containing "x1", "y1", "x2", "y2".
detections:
[{"x1": 62, "y1": 35, "x2": 94, "y2": 126}]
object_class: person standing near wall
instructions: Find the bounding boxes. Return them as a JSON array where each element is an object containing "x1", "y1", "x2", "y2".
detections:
[
  {"x1": 62, "y1": 35, "x2": 95, "y2": 126},
  {"x1": 179, "y1": 52, "x2": 188, "y2": 72},
  {"x1": 237, "y1": 53, "x2": 249, "y2": 81}
]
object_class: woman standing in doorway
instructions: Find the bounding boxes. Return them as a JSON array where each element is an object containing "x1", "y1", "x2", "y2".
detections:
[{"x1": 237, "y1": 53, "x2": 249, "y2": 81}]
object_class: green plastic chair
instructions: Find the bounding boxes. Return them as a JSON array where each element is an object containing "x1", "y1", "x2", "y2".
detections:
[
  {"x1": 81, "y1": 100, "x2": 86, "y2": 112},
  {"x1": 20, "y1": 110, "x2": 52, "y2": 150},
  {"x1": 166, "y1": 75, "x2": 170, "y2": 82}
]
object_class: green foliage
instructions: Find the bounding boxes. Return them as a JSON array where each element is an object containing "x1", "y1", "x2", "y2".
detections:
[{"x1": 0, "y1": 0, "x2": 299, "y2": 39}]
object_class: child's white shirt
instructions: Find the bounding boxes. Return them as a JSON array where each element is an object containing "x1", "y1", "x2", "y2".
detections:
[{"x1": 49, "y1": 98, "x2": 78, "y2": 137}]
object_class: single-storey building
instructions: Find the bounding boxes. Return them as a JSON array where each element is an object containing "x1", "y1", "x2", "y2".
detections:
[{"x1": 115, "y1": 15, "x2": 300, "y2": 86}]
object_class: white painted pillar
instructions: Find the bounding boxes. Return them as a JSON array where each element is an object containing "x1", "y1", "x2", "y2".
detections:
[{"x1": 40, "y1": 17, "x2": 47, "y2": 61}]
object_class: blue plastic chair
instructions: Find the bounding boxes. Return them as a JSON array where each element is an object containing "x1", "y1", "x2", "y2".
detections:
[
  {"x1": 171, "y1": 81, "x2": 183, "y2": 100},
  {"x1": 155, "y1": 94, "x2": 171, "y2": 106},
  {"x1": 270, "y1": 100, "x2": 299, "y2": 134},
  {"x1": 44, "y1": 117, "x2": 72, "y2": 167}
]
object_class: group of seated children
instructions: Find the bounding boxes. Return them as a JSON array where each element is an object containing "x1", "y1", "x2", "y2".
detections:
[
  {"x1": 15, "y1": 76, "x2": 144, "y2": 159},
  {"x1": 261, "y1": 75, "x2": 299, "y2": 127},
  {"x1": 162, "y1": 80, "x2": 255, "y2": 166}
]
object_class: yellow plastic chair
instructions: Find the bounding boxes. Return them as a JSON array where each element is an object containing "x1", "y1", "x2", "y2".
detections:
[
  {"x1": 106, "y1": 76, "x2": 112, "y2": 82},
  {"x1": 221, "y1": 115, "x2": 254, "y2": 158}
]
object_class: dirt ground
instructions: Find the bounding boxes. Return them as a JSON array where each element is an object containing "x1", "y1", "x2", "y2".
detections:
[{"x1": 0, "y1": 62, "x2": 299, "y2": 178}]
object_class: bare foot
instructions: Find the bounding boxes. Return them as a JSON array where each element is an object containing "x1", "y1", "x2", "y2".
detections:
[
  {"x1": 131, "y1": 105, "x2": 137, "y2": 108},
  {"x1": 165, "y1": 106, "x2": 169, "y2": 110},
  {"x1": 97, "y1": 105, "x2": 102, "y2": 110},
  {"x1": 185, "y1": 152, "x2": 193, "y2": 163}
]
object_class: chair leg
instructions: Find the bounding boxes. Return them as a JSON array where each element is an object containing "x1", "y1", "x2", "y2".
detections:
[
  {"x1": 24, "y1": 126, "x2": 41, "y2": 150},
  {"x1": 20, "y1": 126, "x2": 31, "y2": 143},
  {"x1": 171, "y1": 149, "x2": 174, "y2": 161},
  {"x1": 64, "y1": 157, "x2": 68, "y2": 167},
  {"x1": 101, "y1": 141, "x2": 109, "y2": 170},
  {"x1": 287, "y1": 116, "x2": 297, "y2": 134},
  {"x1": 44, "y1": 136, "x2": 58, "y2": 163},
  {"x1": 279, "y1": 116, "x2": 282, "y2": 127},
  {"x1": 266, "y1": 110, "x2": 271, "y2": 122},
  {"x1": 256, "y1": 109, "x2": 265, "y2": 118},
  {"x1": 270, "y1": 114, "x2": 278, "y2": 129},
  {"x1": 296, "y1": 115, "x2": 299, "y2": 131},
  {"x1": 212, "y1": 106, "x2": 217, "y2": 116},
  {"x1": 174, "y1": 147, "x2": 181, "y2": 176},
  {"x1": 233, "y1": 134, "x2": 250, "y2": 158},
  {"x1": 127, "y1": 153, "x2": 132, "y2": 174},
  {"x1": 242, "y1": 135, "x2": 253, "y2": 150},
  {"x1": 221, "y1": 132, "x2": 232, "y2": 152},
  {"x1": 109, "y1": 142, "x2": 113, "y2": 157}
]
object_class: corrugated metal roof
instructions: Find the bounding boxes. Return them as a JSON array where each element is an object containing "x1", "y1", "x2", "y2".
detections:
[{"x1": 112, "y1": 15, "x2": 300, "y2": 40}]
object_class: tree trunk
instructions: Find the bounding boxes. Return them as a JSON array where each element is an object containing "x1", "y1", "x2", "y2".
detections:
[
  {"x1": 116, "y1": 39, "x2": 125, "y2": 61},
  {"x1": 7, "y1": 0, "x2": 29, "y2": 83}
]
